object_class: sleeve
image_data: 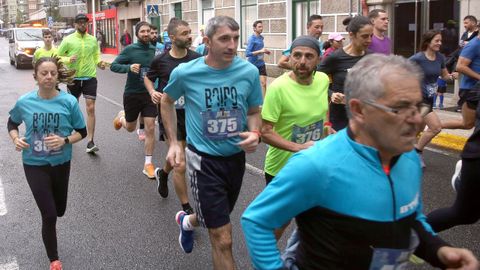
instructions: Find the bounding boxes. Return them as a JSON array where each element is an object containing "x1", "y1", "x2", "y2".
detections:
[
  {"x1": 94, "y1": 39, "x2": 101, "y2": 65},
  {"x1": 195, "y1": 45, "x2": 203, "y2": 54},
  {"x1": 110, "y1": 48, "x2": 131, "y2": 73},
  {"x1": 241, "y1": 151, "x2": 324, "y2": 270},
  {"x1": 163, "y1": 66, "x2": 184, "y2": 100},
  {"x1": 146, "y1": 55, "x2": 161, "y2": 82},
  {"x1": 70, "y1": 98, "x2": 86, "y2": 130},
  {"x1": 282, "y1": 46, "x2": 291, "y2": 56},
  {"x1": 459, "y1": 41, "x2": 476, "y2": 60},
  {"x1": 317, "y1": 52, "x2": 335, "y2": 73},
  {"x1": 8, "y1": 100, "x2": 23, "y2": 124},
  {"x1": 57, "y1": 39, "x2": 68, "y2": 57},
  {"x1": 261, "y1": 84, "x2": 281, "y2": 123},
  {"x1": 245, "y1": 36, "x2": 255, "y2": 57},
  {"x1": 412, "y1": 202, "x2": 450, "y2": 268},
  {"x1": 440, "y1": 53, "x2": 446, "y2": 69},
  {"x1": 247, "y1": 70, "x2": 263, "y2": 108},
  {"x1": 34, "y1": 49, "x2": 40, "y2": 61}
]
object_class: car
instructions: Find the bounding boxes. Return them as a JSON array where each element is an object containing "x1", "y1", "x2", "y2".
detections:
[{"x1": 8, "y1": 27, "x2": 46, "y2": 69}]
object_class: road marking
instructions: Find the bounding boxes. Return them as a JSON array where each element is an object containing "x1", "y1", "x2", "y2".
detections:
[
  {"x1": 0, "y1": 258, "x2": 19, "y2": 270},
  {"x1": 97, "y1": 93, "x2": 123, "y2": 108},
  {"x1": 0, "y1": 59, "x2": 9, "y2": 65},
  {"x1": 0, "y1": 176, "x2": 7, "y2": 216}
]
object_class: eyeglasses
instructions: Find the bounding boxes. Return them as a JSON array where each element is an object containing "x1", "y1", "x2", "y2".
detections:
[{"x1": 362, "y1": 100, "x2": 430, "y2": 118}]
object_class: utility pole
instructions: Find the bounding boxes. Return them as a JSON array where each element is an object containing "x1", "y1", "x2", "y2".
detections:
[{"x1": 92, "y1": 0, "x2": 96, "y2": 35}]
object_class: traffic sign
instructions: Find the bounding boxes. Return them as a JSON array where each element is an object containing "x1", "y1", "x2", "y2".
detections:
[{"x1": 147, "y1": 5, "x2": 159, "y2": 17}]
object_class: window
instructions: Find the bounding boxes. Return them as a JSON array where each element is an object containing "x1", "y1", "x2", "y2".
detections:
[
  {"x1": 240, "y1": 0, "x2": 256, "y2": 48},
  {"x1": 174, "y1": 2, "x2": 182, "y2": 19},
  {"x1": 292, "y1": 0, "x2": 319, "y2": 40},
  {"x1": 201, "y1": 0, "x2": 214, "y2": 24}
]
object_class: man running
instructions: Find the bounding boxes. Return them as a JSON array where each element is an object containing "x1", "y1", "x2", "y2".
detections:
[
  {"x1": 242, "y1": 54, "x2": 479, "y2": 270},
  {"x1": 144, "y1": 18, "x2": 200, "y2": 215},
  {"x1": 161, "y1": 16, "x2": 262, "y2": 269},
  {"x1": 57, "y1": 13, "x2": 106, "y2": 154},
  {"x1": 278, "y1": 15, "x2": 323, "y2": 69},
  {"x1": 246, "y1": 20, "x2": 270, "y2": 96},
  {"x1": 368, "y1": 9, "x2": 391, "y2": 55},
  {"x1": 111, "y1": 21, "x2": 157, "y2": 179},
  {"x1": 33, "y1": 29, "x2": 62, "y2": 65}
]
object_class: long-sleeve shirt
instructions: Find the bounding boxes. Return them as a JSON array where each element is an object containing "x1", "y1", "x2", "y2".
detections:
[
  {"x1": 246, "y1": 34, "x2": 265, "y2": 67},
  {"x1": 57, "y1": 31, "x2": 100, "y2": 78}
]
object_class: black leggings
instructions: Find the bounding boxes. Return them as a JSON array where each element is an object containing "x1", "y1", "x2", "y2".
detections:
[
  {"x1": 427, "y1": 158, "x2": 480, "y2": 232},
  {"x1": 23, "y1": 161, "x2": 71, "y2": 262}
]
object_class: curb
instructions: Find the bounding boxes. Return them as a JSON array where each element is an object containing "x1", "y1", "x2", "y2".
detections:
[{"x1": 430, "y1": 132, "x2": 468, "y2": 152}]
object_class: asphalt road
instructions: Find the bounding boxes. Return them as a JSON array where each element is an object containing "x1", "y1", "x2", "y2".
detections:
[{"x1": 0, "y1": 39, "x2": 478, "y2": 270}]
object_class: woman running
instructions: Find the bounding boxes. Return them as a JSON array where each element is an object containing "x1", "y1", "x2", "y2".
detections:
[
  {"x1": 318, "y1": 16, "x2": 373, "y2": 131},
  {"x1": 409, "y1": 30, "x2": 457, "y2": 167},
  {"x1": 7, "y1": 57, "x2": 86, "y2": 270}
]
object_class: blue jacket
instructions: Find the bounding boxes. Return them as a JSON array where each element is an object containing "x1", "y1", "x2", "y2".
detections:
[
  {"x1": 246, "y1": 34, "x2": 265, "y2": 67},
  {"x1": 241, "y1": 128, "x2": 448, "y2": 270}
]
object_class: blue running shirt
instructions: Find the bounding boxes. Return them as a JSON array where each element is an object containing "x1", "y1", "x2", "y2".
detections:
[
  {"x1": 9, "y1": 90, "x2": 86, "y2": 166},
  {"x1": 164, "y1": 56, "x2": 263, "y2": 156}
]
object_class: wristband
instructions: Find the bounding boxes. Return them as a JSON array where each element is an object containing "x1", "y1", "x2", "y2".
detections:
[
  {"x1": 251, "y1": 130, "x2": 262, "y2": 143},
  {"x1": 324, "y1": 121, "x2": 332, "y2": 127}
]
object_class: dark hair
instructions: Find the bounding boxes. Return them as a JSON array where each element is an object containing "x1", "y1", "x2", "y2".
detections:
[
  {"x1": 135, "y1": 21, "x2": 151, "y2": 37},
  {"x1": 464, "y1": 15, "x2": 477, "y2": 24},
  {"x1": 150, "y1": 24, "x2": 158, "y2": 31},
  {"x1": 420, "y1": 29, "x2": 441, "y2": 51},
  {"x1": 167, "y1": 17, "x2": 189, "y2": 36},
  {"x1": 307, "y1": 15, "x2": 323, "y2": 27},
  {"x1": 42, "y1": 29, "x2": 52, "y2": 37},
  {"x1": 323, "y1": 40, "x2": 331, "y2": 50},
  {"x1": 368, "y1": 9, "x2": 387, "y2": 20},
  {"x1": 34, "y1": 57, "x2": 75, "y2": 85},
  {"x1": 343, "y1": 15, "x2": 371, "y2": 34},
  {"x1": 205, "y1": 16, "x2": 239, "y2": 39},
  {"x1": 253, "y1": 20, "x2": 262, "y2": 28}
]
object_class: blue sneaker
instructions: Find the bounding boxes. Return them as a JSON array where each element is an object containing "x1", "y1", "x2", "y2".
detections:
[{"x1": 175, "y1": 211, "x2": 194, "y2": 253}]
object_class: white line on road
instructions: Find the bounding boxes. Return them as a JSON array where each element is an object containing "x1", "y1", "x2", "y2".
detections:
[
  {"x1": 97, "y1": 93, "x2": 123, "y2": 108},
  {"x1": 0, "y1": 176, "x2": 7, "y2": 216},
  {"x1": 0, "y1": 258, "x2": 19, "y2": 270}
]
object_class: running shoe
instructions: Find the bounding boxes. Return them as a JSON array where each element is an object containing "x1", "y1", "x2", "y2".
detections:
[
  {"x1": 143, "y1": 163, "x2": 155, "y2": 179},
  {"x1": 136, "y1": 129, "x2": 146, "y2": 141},
  {"x1": 175, "y1": 211, "x2": 194, "y2": 253},
  {"x1": 113, "y1": 110, "x2": 125, "y2": 130},
  {"x1": 418, "y1": 153, "x2": 426, "y2": 168},
  {"x1": 439, "y1": 104, "x2": 444, "y2": 109},
  {"x1": 155, "y1": 168, "x2": 169, "y2": 198},
  {"x1": 451, "y1": 160, "x2": 462, "y2": 192},
  {"x1": 184, "y1": 206, "x2": 194, "y2": 215},
  {"x1": 50, "y1": 260, "x2": 62, "y2": 270},
  {"x1": 86, "y1": 141, "x2": 99, "y2": 154}
]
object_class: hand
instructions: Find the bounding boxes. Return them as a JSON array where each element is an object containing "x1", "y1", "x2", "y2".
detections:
[
  {"x1": 331, "y1": 92, "x2": 345, "y2": 104},
  {"x1": 130, "y1": 64, "x2": 141, "y2": 73},
  {"x1": 451, "y1": 72, "x2": 459, "y2": 80},
  {"x1": 237, "y1": 131, "x2": 260, "y2": 153},
  {"x1": 70, "y1": 55, "x2": 78, "y2": 63},
  {"x1": 437, "y1": 246, "x2": 479, "y2": 270},
  {"x1": 263, "y1": 48, "x2": 271, "y2": 55},
  {"x1": 43, "y1": 134, "x2": 64, "y2": 150},
  {"x1": 166, "y1": 142, "x2": 183, "y2": 168},
  {"x1": 13, "y1": 137, "x2": 29, "y2": 152},
  {"x1": 297, "y1": 140, "x2": 315, "y2": 151},
  {"x1": 97, "y1": 61, "x2": 106, "y2": 70},
  {"x1": 150, "y1": 91, "x2": 163, "y2": 104}
]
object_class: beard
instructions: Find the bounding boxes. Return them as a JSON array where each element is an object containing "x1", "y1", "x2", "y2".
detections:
[
  {"x1": 174, "y1": 39, "x2": 192, "y2": 49},
  {"x1": 150, "y1": 38, "x2": 157, "y2": 46}
]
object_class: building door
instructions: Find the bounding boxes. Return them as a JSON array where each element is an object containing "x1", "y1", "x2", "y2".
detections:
[
  {"x1": 174, "y1": 3, "x2": 182, "y2": 19},
  {"x1": 292, "y1": 0, "x2": 319, "y2": 41}
]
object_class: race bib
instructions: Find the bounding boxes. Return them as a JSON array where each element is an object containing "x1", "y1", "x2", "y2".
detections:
[
  {"x1": 139, "y1": 67, "x2": 149, "y2": 82},
  {"x1": 369, "y1": 230, "x2": 419, "y2": 270},
  {"x1": 175, "y1": 96, "x2": 185, "y2": 109},
  {"x1": 425, "y1": 83, "x2": 438, "y2": 98},
  {"x1": 201, "y1": 109, "x2": 242, "y2": 140},
  {"x1": 31, "y1": 132, "x2": 63, "y2": 157},
  {"x1": 291, "y1": 121, "x2": 323, "y2": 144}
]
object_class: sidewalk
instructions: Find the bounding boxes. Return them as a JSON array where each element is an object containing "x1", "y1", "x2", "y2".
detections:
[{"x1": 100, "y1": 53, "x2": 473, "y2": 152}]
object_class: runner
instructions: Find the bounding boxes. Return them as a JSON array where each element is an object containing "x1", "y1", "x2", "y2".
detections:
[
  {"x1": 7, "y1": 57, "x2": 86, "y2": 270},
  {"x1": 278, "y1": 15, "x2": 324, "y2": 69},
  {"x1": 33, "y1": 29, "x2": 62, "y2": 65},
  {"x1": 246, "y1": 20, "x2": 270, "y2": 96},
  {"x1": 427, "y1": 101, "x2": 480, "y2": 232},
  {"x1": 57, "y1": 13, "x2": 107, "y2": 154},
  {"x1": 261, "y1": 36, "x2": 330, "y2": 240},
  {"x1": 144, "y1": 18, "x2": 200, "y2": 215},
  {"x1": 160, "y1": 16, "x2": 262, "y2": 269},
  {"x1": 322, "y1": 32, "x2": 344, "y2": 58},
  {"x1": 409, "y1": 30, "x2": 458, "y2": 168},
  {"x1": 241, "y1": 54, "x2": 479, "y2": 270},
  {"x1": 368, "y1": 9, "x2": 391, "y2": 55},
  {"x1": 317, "y1": 16, "x2": 372, "y2": 131},
  {"x1": 111, "y1": 21, "x2": 157, "y2": 179}
]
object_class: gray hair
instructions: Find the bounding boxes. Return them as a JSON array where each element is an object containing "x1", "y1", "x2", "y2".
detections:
[
  {"x1": 344, "y1": 54, "x2": 423, "y2": 118},
  {"x1": 205, "y1": 16, "x2": 239, "y2": 39}
]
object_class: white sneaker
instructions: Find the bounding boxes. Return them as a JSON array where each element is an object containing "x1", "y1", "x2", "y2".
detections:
[
  {"x1": 451, "y1": 160, "x2": 462, "y2": 192},
  {"x1": 136, "y1": 129, "x2": 145, "y2": 141}
]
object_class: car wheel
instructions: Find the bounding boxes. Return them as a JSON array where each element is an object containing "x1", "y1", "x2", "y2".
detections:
[
  {"x1": 10, "y1": 56, "x2": 14, "y2": 65},
  {"x1": 14, "y1": 57, "x2": 21, "y2": 69}
]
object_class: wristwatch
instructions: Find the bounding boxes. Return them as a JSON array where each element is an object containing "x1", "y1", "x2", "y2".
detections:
[{"x1": 64, "y1": 136, "x2": 70, "y2": 144}]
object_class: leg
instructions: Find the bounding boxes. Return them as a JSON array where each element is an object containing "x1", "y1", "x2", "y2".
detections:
[
  {"x1": 172, "y1": 141, "x2": 189, "y2": 205},
  {"x1": 416, "y1": 112, "x2": 442, "y2": 151},
  {"x1": 143, "y1": 117, "x2": 156, "y2": 157},
  {"x1": 51, "y1": 162, "x2": 71, "y2": 217},
  {"x1": 23, "y1": 164, "x2": 59, "y2": 262},
  {"x1": 442, "y1": 102, "x2": 476, "y2": 130},
  {"x1": 208, "y1": 223, "x2": 235, "y2": 270},
  {"x1": 85, "y1": 98, "x2": 96, "y2": 142},
  {"x1": 260, "y1": 75, "x2": 267, "y2": 98}
]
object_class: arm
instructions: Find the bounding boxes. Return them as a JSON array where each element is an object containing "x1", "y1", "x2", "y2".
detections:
[
  {"x1": 110, "y1": 49, "x2": 133, "y2": 73},
  {"x1": 57, "y1": 39, "x2": 75, "y2": 64},
  {"x1": 144, "y1": 76, "x2": 163, "y2": 104},
  {"x1": 7, "y1": 117, "x2": 29, "y2": 151},
  {"x1": 456, "y1": 56, "x2": 480, "y2": 81},
  {"x1": 237, "y1": 107, "x2": 262, "y2": 153},
  {"x1": 261, "y1": 120, "x2": 313, "y2": 152},
  {"x1": 160, "y1": 93, "x2": 181, "y2": 167},
  {"x1": 246, "y1": 38, "x2": 267, "y2": 57},
  {"x1": 277, "y1": 55, "x2": 291, "y2": 70}
]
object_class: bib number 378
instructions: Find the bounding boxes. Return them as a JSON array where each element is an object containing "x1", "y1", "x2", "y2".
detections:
[{"x1": 202, "y1": 109, "x2": 242, "y2": 140}]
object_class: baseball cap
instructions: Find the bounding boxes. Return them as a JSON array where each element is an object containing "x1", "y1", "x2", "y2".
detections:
[
  {"x1": 75, "y1": 13, "x2": 89, "y2": 23},
  {"x1": 328, "y1": 33, "x2": 344, "y2": 41}
]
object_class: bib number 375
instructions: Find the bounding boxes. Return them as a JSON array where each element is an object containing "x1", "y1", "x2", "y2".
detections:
[{"x1": 202, "y1": 109, "x2": 242, "y2": 140}]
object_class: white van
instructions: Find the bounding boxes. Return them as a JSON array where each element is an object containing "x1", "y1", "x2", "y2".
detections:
[{"x1": 8, "y1": 27, "x2": 47, "y2": 69}]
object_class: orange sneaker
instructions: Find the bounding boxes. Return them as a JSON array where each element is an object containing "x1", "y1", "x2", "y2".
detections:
[
  {"x1": 143, "y1": 163, "x2": 155, "y2": 179},
  {"x1": 113, "y1": 110, "x2": 125, "y2": 130},
  {"x1": 50, "y1": 260, "x2": 62, "y2": 270}
]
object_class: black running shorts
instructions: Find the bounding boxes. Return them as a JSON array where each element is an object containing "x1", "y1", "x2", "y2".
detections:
[
  {"x1": 123, "y1": 92, "x2": 158, "y2": 122},
  {"x1": 67, "y1": 78, "x2": 98, "y2": 100},
  {"x1": 459, "y1": 88, "x2": 480, "y2": 110},
  {"x1": 158, "y1": 108, "x2": 187, "y2": 141},
  {"x1": 258, "y1": 64, "x2": 267, "y2": 76},
  {"x1": 185, "y1": 144, "x2": 245, "y2": 229}
]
